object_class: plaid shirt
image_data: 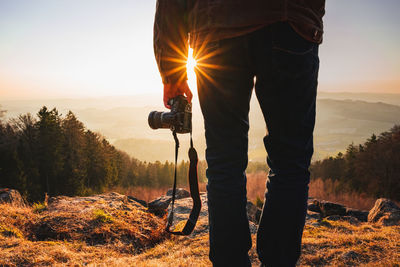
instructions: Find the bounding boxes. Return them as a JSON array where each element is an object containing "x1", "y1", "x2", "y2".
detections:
[{"x1": 154, "y1": 0, "x2": 325, "y2": 84}]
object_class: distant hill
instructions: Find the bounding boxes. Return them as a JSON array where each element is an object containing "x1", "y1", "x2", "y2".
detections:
[
  {"x1": 318, "y1": 91, "x2": 400, "y2": 106},
  {"x1": 313, "y1": 99, "x2": 400, "y2": 159},
  {"x1": 2, "y1": 93, "x2": 400, "y2": 162},
  {"x1": 112, "y1": 98, "x2": 400, "y2": 162}
]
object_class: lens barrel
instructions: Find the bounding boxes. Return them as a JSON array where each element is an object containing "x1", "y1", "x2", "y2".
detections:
[{"x1": 148, "y1": 111, "x2": 163, "y2": 129}]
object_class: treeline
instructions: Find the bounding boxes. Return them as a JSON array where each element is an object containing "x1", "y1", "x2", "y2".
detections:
[
  {"x1": 310, "y1": 125, "x2": 400, "y2": 201},
  {"x1": 0, "y1": 107, "x2": 208, "y2": 202}
]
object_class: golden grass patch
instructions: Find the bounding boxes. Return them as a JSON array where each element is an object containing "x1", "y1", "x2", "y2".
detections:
[
  {"x1": 93, "y1": 209, "x2": 113, "y2": 223},
  {"x1": 0, "y1": 200, "x2": 399, "y2": 266}
]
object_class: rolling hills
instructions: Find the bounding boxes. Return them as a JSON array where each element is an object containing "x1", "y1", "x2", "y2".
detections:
[{"x1": 2, "y1": 92, "x2": 400, "y2": 162}]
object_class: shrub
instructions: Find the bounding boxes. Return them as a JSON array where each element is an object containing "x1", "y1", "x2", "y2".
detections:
[
  {"x1": 32, "y1": 202, "x2": 47, "y2": 213},
  {"x1": 93, "y1": 209, "x2": 113, "y2": 223}
]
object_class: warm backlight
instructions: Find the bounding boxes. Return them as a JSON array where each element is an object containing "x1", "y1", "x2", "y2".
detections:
[{"x1": 187, "y1": 48, "x2": 197, "y2": 88}]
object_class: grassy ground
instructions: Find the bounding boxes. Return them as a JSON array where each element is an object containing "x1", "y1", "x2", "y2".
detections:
[
  {"x1": 1, "y1": 198, "x2": 399, "y2": 266},
  {"x1": 113, "y1": 173, "x2": 388, "y2": 211}
]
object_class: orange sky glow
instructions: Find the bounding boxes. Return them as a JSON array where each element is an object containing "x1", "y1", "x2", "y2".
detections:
[{"x1": 0, "y1": 0, "x2": 399, "y2": 100}]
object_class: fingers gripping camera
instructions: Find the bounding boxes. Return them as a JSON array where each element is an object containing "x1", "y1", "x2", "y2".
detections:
[{"x1": 148, "y1": 95, "x2": 192, "y2": 134}]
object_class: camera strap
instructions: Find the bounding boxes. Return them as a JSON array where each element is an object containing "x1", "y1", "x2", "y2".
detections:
[{"x1": 166, "y1": 130, "x2": 201, "y2": 235}]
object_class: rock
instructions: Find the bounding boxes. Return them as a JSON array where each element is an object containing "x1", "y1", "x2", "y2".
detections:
[
  {"x1": 127, "y1": 196, "x2": 147, "y2": 207},
  {"x1": 149, "y1": 188, "x2": 190, "y2": 217},
  {"x1": 162, "y1": 193, "x2": 261, "y2": 236},
  {"x1": 0, "y1": 188, "x2": 26, "y2": 207},
  {"x1": 148, "y1": 196, "x2": 172, "y2": 216},
  {"x1": 368, "y1": 198, "x2": 400, "y2": 226},
  {"x1": 318, "y1": 200, "x2": 346, "y2": 217},
  {"x1": 308, "y1": 200, "x2": 321, "y2": 213},
  {"x1": 166, "y1": 188, "x2": 190, "y2": 199},
  {"x1": 345, "y1": 216, "x2": 361, "y2": 225},
  {"x1": 166, "y1": 194, "x2": 209, "y2": 235},
  {"x1": 47, "y1": 192, "x2": 144, "y2": 212},
  {"x1": 246, "y1": 201, "x2": 262, "y2": 224},
  {"x1": 378, "y1": 212, "x2": 400, "y2": 226},
  {"x1": 346, "y1": 208, "x2": 368, "y2": 222},
  {"x1": 31, "y1": 192, "x2": 166, "y2": 247},
  {"x1": 306, "y1": 210, "x2": 320, "y2": 220}
]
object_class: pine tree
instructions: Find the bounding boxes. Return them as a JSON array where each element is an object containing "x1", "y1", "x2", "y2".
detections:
[
  {"x1": 62, "y1": 111, "x2": 86, "y2": 195},
  {"x1": 37, "y1": 107, "x2": 65, "y2": 196}
]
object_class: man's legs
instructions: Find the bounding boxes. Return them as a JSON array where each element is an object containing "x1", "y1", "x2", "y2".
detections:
[
  {"x1": 251, "y1": 22, "x2": 320, "y2": 266},
  {"x1": 195, "y1": 37, "x2": 254, "y2": 267}
]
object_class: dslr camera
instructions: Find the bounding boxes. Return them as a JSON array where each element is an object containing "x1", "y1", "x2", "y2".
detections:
[{"x1": 148, "y1": 95, "x2": 192, "y2": 134}]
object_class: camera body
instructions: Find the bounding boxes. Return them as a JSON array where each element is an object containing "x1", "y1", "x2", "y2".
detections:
[{"x1": 148, "y1": 95, "x2": 192, "y2": 134}]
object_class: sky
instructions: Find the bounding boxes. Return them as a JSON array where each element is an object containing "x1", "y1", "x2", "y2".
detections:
[{"x1": 0, "y1": 0, "x2": 399, "y2": 100}]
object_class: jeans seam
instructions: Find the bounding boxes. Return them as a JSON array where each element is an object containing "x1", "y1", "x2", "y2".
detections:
[{"x1": 272, "y1": 46, "x2": 314, "y2": 55}]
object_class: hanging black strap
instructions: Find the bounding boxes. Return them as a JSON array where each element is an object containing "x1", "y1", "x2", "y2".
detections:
[{"x1": 166, "y1": 130, "x2": 201, "y2": 235}]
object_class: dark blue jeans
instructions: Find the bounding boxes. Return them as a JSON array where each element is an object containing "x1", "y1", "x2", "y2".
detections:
[{"x1": 195, "y1": 22, "x2": 319, "y2": 267}]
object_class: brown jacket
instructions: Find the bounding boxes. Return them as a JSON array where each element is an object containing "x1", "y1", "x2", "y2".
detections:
[{"x1": 154, "y1": 0, "x2": 325, "y2": 84}]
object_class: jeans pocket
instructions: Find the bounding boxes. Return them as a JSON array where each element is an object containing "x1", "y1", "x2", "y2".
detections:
[
  {"x1": 269, "y1": 22, "x2": 319, "y2": 81},
  {"x1": 271, "y1": 22, "x2": 316, "y2": 55}
]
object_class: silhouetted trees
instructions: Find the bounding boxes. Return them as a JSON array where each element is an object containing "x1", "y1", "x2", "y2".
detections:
[
  {"x1": 8, "y1": 106, "x2": 398, "y2": 203},
  {"x1": 0, "y1": 107, "x2": 208, "y2": 202},
  {"x1": 310, "y1": 125, "x2": 400, "y2": 201}
]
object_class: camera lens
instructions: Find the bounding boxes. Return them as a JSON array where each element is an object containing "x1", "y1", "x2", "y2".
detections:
[{"x1": 148, "y1": 111, "x2": 163, "y2": 129}]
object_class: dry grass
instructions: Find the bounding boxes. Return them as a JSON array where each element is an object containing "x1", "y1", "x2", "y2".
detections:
[
  {"x1": 1, "y1": 192, "x2": 399, "y2": 266},
  {"x1": 300, "y1": 219, "x2": 400, "y2": 266},
  {"x1": 245, "y1": 172, "x2": 381, "y2": 211},
  {"x1": 32, "y1": 202, "x2": 47, "y2": 214},
  {"x1": 0, "y1": 203, "x2": 38, "y2": 239},
  {"x1": 247, "y1": 172, "x2": 268, "y2": 203},
  {"x1": 109, "y1": 186, "x2": 170, "y2": 202},
  {"x1": 111, "y1": 172, "x2": 385, "y2": 211},
  {"x1": 308, "y1": 178, "x2": 377, "y2": 210},
  {"x1": 109, "y1": 184, "x2": 208, "y2": 203},
  {"x1": 131, "y1": 220, "x2": 400, "y2": 267},
  {"x1": 0, "y1": 193, "x2": 169, "y2": 266}
]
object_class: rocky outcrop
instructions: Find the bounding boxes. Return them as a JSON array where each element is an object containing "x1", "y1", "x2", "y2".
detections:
[
  {"x1": 165, "y1": 193, "x2": 258, "y2": 235},
  {"x1": 34, "y1": 192, "x2": 167, "y2": 246},
  {"x1": 317, "y1": 200, "x2": 347, "y2": 217},
  {"x1": 166, "y1": 188, "x2": 190, "y2": 199},
  {"x1": 148, "y1": 188, "x2": 261, "y2": 232},
  {"x1": 166, "y1": 193, "x2": 209, "y2": 235},
  {"x1": 307, "y1": 198, "x2": 400, "y2": 225},
  {"x1": 148, "y1": 188, "x2": 191, "y2": 216},
  {"x1": 346, "y1": 208, "x2": 368, "y2": 222},
  {"x1": 308, "y1": 199, "x2": 368, "y2": 222},
  {"x1": 0, "y1": 188, "x2": 26, "y2": 207},
  {"x1": 307, "y1": 201, "x2": 321, "y2": 213},
  {"x1": 306, "y1": 211, "x2": 321, "y2": 220},
  {"x1": 368, "y1": 198, "x2": 400, "y2": 226},
  {"x1": 148, "y1": 195, "x2": 172, "y2": 216},
  {"x1": 47, "y1": 192, "x2": 145, "y2": 213},
  {"x1": 127, "y1": 196, "x2": 147, "y2": 207}
]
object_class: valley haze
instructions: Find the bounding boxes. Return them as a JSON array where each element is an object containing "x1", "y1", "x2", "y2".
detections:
[{"x1": 1, "y1": 91, "x2": 400, "y2": 162}]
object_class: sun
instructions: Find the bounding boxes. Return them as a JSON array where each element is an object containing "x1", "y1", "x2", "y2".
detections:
[{"x1": 186, "y1": 48, "x2": 197, "y2": 88}]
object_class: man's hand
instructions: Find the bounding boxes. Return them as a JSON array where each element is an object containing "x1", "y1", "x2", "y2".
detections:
[{"x1": 163, "y1": 81, "x2": 193, "y2": 109}]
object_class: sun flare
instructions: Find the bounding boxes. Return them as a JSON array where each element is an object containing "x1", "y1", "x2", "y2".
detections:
[{"x1": 187, "y1": 48, "x2": 197, "y2": 88}]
